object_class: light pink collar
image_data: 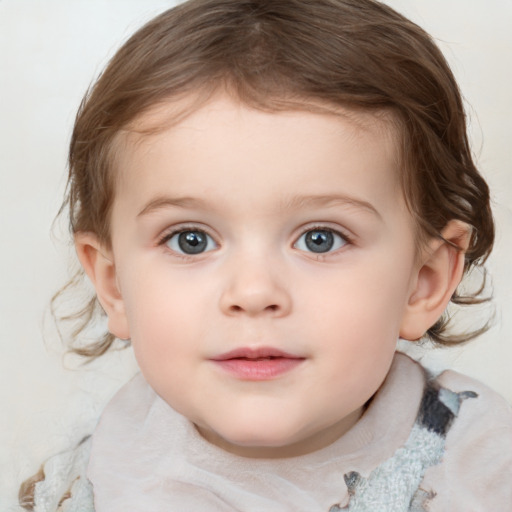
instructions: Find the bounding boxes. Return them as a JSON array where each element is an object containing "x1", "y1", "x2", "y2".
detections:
[{"x1": 88, "y1": 353, "x2": 424, "y2": 511}]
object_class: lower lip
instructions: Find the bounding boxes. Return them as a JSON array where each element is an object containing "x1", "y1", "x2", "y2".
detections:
[{"x1": 212, "y1": 358, "x2": 304, "y2": 380}]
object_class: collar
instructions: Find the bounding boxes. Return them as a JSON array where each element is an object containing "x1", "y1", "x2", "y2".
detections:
[{"x1": 88, "y1": 352, "x2": 425, "y2": 511}]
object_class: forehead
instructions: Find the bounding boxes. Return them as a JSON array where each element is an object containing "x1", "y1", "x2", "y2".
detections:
[
  {"x1": 127, "y1": 92, "x2": 400, "y2": 138},
  {"x1": 112, "y1": 94, "x2": 403, "y2": 214}
]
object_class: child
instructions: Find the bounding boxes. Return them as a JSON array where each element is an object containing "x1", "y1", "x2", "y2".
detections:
[{"x1": 19, "y1": 0, "x2": 512, "y2": 510}]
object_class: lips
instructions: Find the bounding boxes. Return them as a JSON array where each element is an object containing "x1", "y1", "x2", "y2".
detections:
[
  {"x1": 213, "y1": 347, "x2": 300, "y2": 361},
  {"x1": 210, "y1": 347, "x2": 305, "y2": 380}
]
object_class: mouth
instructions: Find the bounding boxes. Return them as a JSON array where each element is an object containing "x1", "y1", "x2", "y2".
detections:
[{"x1": 210, "y1": 347, "x2": 305, "y2": 381}]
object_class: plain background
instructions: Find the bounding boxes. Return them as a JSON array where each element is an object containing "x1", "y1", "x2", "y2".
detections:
[{"x1": 1, "y1": 1, "x2": 511, "y2": 509}]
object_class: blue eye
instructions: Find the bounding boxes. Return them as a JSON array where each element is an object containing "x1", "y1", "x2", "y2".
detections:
[
  {"x1": 294, "y1": 229, "x2": 347, "y2": 254},
  {"x1": 165, "y1": 230, "x2": 217, "y2": 255}
]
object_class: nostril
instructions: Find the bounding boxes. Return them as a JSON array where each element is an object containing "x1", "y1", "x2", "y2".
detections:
[{"x1": 228, "y1": 304, "x2": 279, "y2": 314}]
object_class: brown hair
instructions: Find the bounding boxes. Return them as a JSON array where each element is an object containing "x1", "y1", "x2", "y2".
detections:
[{"x1": 62, "y1": 0, "x2": 493, "y2": 356}]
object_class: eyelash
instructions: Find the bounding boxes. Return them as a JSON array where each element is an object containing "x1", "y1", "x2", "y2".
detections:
[
  {"x1": 294, "y1": 225, "x2": 353, "y2": 255},
  {"x1": 157, "y1": 224, "x2": 353, "y2": 258}
]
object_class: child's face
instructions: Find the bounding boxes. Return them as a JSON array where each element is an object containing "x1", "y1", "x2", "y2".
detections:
[{"x1": 106, "y1": 94, "x2": 422, "y2": 457}]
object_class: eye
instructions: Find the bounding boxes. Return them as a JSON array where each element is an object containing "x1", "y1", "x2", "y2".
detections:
[
  {"x1": 164, "y1": 229, "x2": 217, "y2": 255},
  {"x1": 294, "y1": 228, "x2": 347, "y2": 254}
]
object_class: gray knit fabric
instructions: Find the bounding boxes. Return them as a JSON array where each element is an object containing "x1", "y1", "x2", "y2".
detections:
[
  {"x1": 329, "y1": 386, "x2": 476, "y2": 512},
  {"x1": 329, "y1": 425, "x2": 443, "y2": 511}
]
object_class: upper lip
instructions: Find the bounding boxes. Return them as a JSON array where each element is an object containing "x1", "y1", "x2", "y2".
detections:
[{"x1": 211, "y1": 347, "x2": 304, "y2": 361}]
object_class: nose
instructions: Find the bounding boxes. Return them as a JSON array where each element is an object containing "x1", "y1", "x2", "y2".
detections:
[{"x1": 219, "y1": 255, "x2": 292, "y2": 318}]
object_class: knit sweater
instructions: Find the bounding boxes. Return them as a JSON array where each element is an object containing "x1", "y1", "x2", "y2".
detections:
[{"x1": 33, "y1": 353, "x2": 512, "y2": 511}]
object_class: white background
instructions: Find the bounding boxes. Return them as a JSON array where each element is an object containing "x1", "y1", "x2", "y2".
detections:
[{"x1": 1, "y1": 1, "x2": 511, "y2": 509}]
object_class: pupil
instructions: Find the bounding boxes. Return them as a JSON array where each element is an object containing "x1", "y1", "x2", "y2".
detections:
[
  {"x1": 305, "y1": 230, "x2": 334, "y2": 253},
  {"x1": 178, "y1": 231, "x2": 207, "y2": 254}
]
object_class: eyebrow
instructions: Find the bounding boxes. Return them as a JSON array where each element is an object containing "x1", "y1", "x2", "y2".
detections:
[
  {"x1": 137, "y1": 193, "x2": 381, "y2": 219},
  {"x1": 280, "y1": 194, "x2": 382, "y2": 219},
  {"x1": 138, "y1": 196, "x2": 208, "y2": 217}
]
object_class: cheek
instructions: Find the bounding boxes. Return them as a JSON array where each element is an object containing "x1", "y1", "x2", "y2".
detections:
[
  {"x1": 120, "y1": 276, "x2": 184, "y2": 356},
  {"x1": 120, "y1": 263, "x2": 219, "y2": 370},
  {"x1": 305, "y1": 266, "x2": 408, "y2": 403},
  {"x1": 302, "y1": 255, "x2": 413, "y2": 350}
]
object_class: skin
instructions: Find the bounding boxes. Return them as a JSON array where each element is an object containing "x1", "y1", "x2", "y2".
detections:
[{"x1": 77, "y1": 94, "x2": 468, "y2": 458}]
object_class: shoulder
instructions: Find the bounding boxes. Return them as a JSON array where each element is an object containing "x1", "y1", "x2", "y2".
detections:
[
  {"x1": 32, "y1": 435, "x2": 95, "y2": 512},
  {"x1": 28, "y1": 374, "x2": 150, "y2": 512},
  {"x1": 420, "y1": 369, "x2": 512, "y2": 511}
]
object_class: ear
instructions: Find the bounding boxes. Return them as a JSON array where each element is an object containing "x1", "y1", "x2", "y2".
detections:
[
  {"x1": 74, "y1": 232, "x2": 130, "y2": 340},
  {"x1": 399, "y1": 220, "x2": 471, "y2": 341}
]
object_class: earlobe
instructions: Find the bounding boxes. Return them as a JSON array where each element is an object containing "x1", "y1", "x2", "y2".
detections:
[
  {"x1": 74, "y1": 232, "x2": 130, "y2": 340},
  {"x1": 399, "y1": 220, "x2": 471, "y2": 341}
]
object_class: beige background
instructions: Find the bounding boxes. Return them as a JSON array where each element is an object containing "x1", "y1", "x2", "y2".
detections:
[{"x1": 1, "y1": 0, "x2": 511, "y2": 509}]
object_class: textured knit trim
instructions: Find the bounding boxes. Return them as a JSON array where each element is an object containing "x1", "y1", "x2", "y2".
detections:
[{"x1": 33, "y1": 436, "x2": 94, "y2": 512}]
